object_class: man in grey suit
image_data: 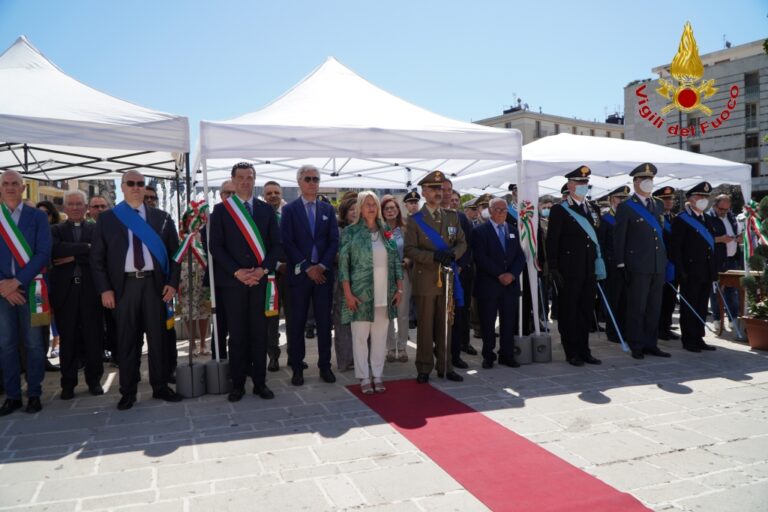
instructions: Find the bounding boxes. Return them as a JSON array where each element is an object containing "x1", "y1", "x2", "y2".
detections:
[{"x1": 613, "y1": 163, "x2": 671, "y2": 360}]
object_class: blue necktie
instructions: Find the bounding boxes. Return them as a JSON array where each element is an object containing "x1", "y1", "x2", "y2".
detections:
[
  {"x1": 307, "y1": 202, "x2": 319, "y2": 263},
  {"x1": 497, "y1": 224, "x2": 506, "y2": 250},
  {"x1": 244, "y1": 200, "x2": 252, "y2": 216}
]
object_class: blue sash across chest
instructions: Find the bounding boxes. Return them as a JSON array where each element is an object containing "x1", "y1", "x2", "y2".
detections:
[
  {"x1": 678, "y1": 212, "x2": 714, "y2": 250},
  {"x1": 113, "y1": 202, "x2": 170, "y2": 278},
  {"x1": 412, "y1": 212, "x2": 464, "y2": 307}
]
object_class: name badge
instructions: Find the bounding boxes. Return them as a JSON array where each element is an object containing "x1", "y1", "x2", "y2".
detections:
[{"x1": 509, "y1": 233, "x2": 515, "y2": 239}]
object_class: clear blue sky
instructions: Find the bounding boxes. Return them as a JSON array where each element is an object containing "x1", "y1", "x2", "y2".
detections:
[{"x1": 1, "y1": 0, "x2": 766, "y2": 148}]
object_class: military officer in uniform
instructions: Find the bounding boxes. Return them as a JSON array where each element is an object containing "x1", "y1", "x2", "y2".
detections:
[
  {"x1": 670, "y1": 182, "x2": 717, "y2": 352},
  {"x1": 403, "y1": 190, "x2": 421, "y2": 216},
  {"x1": 613, "y1": 163, "x2": 670, "y2": 360},
  {"x1": 405, "y1": 170, "x2": 467, "y2": 383},
  {"x1": 476, "y1": 194, "x2": 492, "y2": 223},
  {"x1": 597, "y1": 185, "x2": 630, "y2": 343},
  {"x1": 654, "y1": 186, "x2": 680, "y2": 341},
  {"x1": 546, "y1": 165, "x2": 602, "y2": 366}
]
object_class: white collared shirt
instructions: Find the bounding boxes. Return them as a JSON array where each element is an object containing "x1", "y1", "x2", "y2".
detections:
[{"x1": 125, "y1": 204, "x2": 155, "y2": 272}]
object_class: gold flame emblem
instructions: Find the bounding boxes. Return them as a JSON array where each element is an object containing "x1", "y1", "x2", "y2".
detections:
[{"x1": 656, "y1": 22, "x2": 717, "y2": 116}]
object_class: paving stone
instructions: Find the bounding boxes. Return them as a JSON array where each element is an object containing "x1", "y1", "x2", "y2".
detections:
[
  {"x1": 349, "y1": 462, "x2": 462, "y2": 505},
  {"x1": 0, "y1": 452, "x2": 97, "y2": 484},
  {"x1": 259, "y1": 446, "x2": 319, "y2": 473},
  {"x1": 703, "y1": 436, "x2": 768, "y2": 464},
  {"x1": 676, "y1": 481, "x2": 768, "y2": 511},
  {"x1": 0, "y1": 503, "x2": 78, "y2": 512},
  {"x1": 644, "y1": 448, "x2": 729, "y2": 479},
  {"x1": 157, "y1": 482, "x2": 214, "y2": 500},
  {"x1": 313, "y1": 437, "x2": 399, "y2": 463},
  {"x1": 632, "y1": 479, "x2": 711, "y2": 504},
  {"x1": 195, "y1": 430, "x2": 315, "y2": 459},
  {"x1": 189, "y1": 481, "x2": 331, "y2": 512},
  {"x1": 629, "y1": 423, "x2": 720, "y2": 450},
  {"x1": 97, "y1": 443, "x2": 196, "y2": 472},
  {"x1": 210, "y1": 473, "x2": 282, "y2": 493},
  {"x1": 678, "y1": 413, "x2": 768, "y2": 441},
  {"x1": 0, "y1": 480, "x2": 39, "y2": 507},
  {"x1": 116, "y1": 499, "x2": 185, "y2": 512},
  {"x1": 80, "y1": 490, "x2": 157, "y2": 510},
  {"x1": 316, "y1": 474, "x2": 367, "y2": 508},
  {"x1": 555, "y1": 430, "x2": 668, "y2": 465},
  {"x1": 37, "y1": 467, "x2": 153, "y2": 501},
  {"x1": 587, "y1": 460, "x2": 676, "y2": 490},
  {"x1": 157, "y1": 455, "x2": 261, "y2": 487},
  {"x1": 414, "y1": 490, "x2": 491, "y2": 511}
]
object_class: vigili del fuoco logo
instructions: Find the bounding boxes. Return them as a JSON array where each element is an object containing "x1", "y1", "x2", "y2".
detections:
[{"x1": 635, "y1": 21, "x2": 740, "y2": 137}]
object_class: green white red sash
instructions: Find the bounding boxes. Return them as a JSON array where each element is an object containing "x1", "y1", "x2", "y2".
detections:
[
  {"x1": 0, "y1": 203, "x2": 50, "y2": 326},
  {"x1": 223, "y1": 196, "x2": 277, "y2": 315},
  {"x1": 172, "y1": 200, "x2": 209, "y2": 268}
]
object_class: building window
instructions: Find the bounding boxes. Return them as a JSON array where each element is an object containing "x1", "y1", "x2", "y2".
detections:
[
  {"x1": 688, "y1": 143, "x2": 700, "y2": 153},
  {"x1": 746, "y1": 133, "x2": 759, "y2": 160},
  {"x1": 751, "y1": 162, "x2": 761, "y2": 178},
  {"x1": 746, "y1": 103, "x2": 758, "y2": 130},
  {"x1": 590, "y1": 129, "x2": 595, "y2": 136},
  {"x1": 745, "y1": 72, "x2": 759, "y2": 98},
  {"x1": 535, "y1": 121, "x2": 542, "y2": 138},
  {"x1": 504, "y1": 121, "x2": 512, "y2": 129},
  {"x1": 687, "y1": 114, "x2": 699, "y2": 130},
  {"x1": 554, "y1": 124, "x2": 560, "y2": 135}
]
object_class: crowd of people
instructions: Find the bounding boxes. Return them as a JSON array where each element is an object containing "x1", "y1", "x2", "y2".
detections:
[{"x1": 0, "y1": 161, "x2": 741, "y2": 414}]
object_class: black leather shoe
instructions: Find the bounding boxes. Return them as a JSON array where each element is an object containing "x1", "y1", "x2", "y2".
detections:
[
  {"x1": 481, "y1": 360, "x2": 494, "y2": 369},
  {"x1": 267, "y1": 357, "x2": 280, "y2": 372},
  {"x1": 25, "y1": 396, "x2": 42, "y2": 413},
  {"x1": 60, "y1": 388, "x2": 75, "y2": 400},
  {"x1": 461, "y1": 345, "x2": 478, "y2": 356},
  {"x1": 452, "y1": 358, "x2": 469, "y2": 369},
  {"x1": 228, "y1": 388, "x2": 245, "y2": 402},
  {"x1": 291, "y1": 371, "x2": 304, "y2": 386},
  {"x1": 409, "y1": 320, "x2": 417, "y2": 329},
  {"x1": 683, "y1": 343, "x2": 702, "y2": 353},
  {"x1": 0, "y1": 398, "x2": 23, "y2": 416},
  {"x1": 45, "y1": 360, "x2": 60, "y2": 372},
  {"x1": 305, "y1": 327, "x2": 315, "y2": 339},
  {"x1": 88, "y1": 384, "x2": 105, "y2": 396},
  {"x1": 498, "y1": 355, "x2": 520, "y2": 368},
  {"x1": 438, "y1": 371, "x2": 464, "y2": 382},
  {"x1": 644, "y1": 347, "x2": 671, "y2": 358},
  {"x1": 568, "y1": 357, "x2": 585, "y2": 367},
  {"x1": 583, "y1": 355, "x2": 602, "y2": 365},
  {"x1": 152, "y1": 386, "x2": 183, "y2": 402},
  {"x1": 253, "y1": 385, "x2": 275, "y2": 400},
  {"x1": 320, "y1": 368, "x2": 336, "y2": 383},
  {"x1": 288, "y1": 360, "x2": 309, "y2": 370},
  {"x1": 117, "y1": 394, "x2": 136, "y2": 410},
  {"x1": 699, "y1": 342, "x2": 717, "y2": 351},
  {"x1": 658, "y1": 331, "x2": 680, "y2": 341},
  {"x1": 631, "y1": 350, "x2": 644, "y2": 360},
  {"x1": 416, "y1": 373, "x2": 429, "y2": 384}
]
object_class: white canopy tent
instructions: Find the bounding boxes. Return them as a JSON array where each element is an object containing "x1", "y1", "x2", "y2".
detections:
[
  {"x1": 0, "y1": 36, "x2": 190, "y2": 181},
  {"x1": 196, "y1": 57, "x2": 521, "y2": 190}
]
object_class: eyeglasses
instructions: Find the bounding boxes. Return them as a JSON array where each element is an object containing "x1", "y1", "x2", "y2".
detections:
[
  {"x1": 303, "y1": 176, "x2": 320, "y2": 183},
  {"x1": 383, "y1": 205, "x2": 399, "y2": 211},
  {"x1": 145, "y1": 196, "x2": 158, "y2": 201},
  {"x1": 90, "y1": 204, "x2": 108, "y2": 209},
  {"x1": 490, "y1": 207, "x2": 507, "y2": 212},
  {"x1": 124, "y1": 180, "x2": 145, "y2": 188}
]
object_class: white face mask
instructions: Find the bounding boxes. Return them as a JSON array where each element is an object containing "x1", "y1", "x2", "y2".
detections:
[
  {"x1": 481, "y1": 209, "x2": 491, "y2": 220},
  {"x1": 574, "y1": 184, "x2": 589, "y2": 198},
  {"x1": 695, "y1": 198, "x2": 709, "y2": 211},
  {"x1": 639, "y1": 179, "x2": 654, "y2": 194}
]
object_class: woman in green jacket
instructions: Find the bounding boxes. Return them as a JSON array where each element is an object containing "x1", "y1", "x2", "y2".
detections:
[{"x1": 339, "y1": 191, "x2": 404, "y2": 394}]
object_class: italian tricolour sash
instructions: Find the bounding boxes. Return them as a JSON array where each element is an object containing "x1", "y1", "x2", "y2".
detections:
[
  {"x1": 0, "y1": 204, "x2": 50, "y2": 326},
  {"x1": 224, "y1": 196, "x2": 278, "y2": 316}
]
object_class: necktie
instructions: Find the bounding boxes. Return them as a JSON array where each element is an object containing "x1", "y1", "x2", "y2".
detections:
[
  {"x1": 133, "y1": 210, "x2": 145, "y2": 271},
  {"x1": 433, "y1": 209, "x2": 440, "y2": 223},
  {"x1": 307, "y1": 202, "x2": 316, "y2": 235},
  {"x1": 497, "y1": 224, "x2": 506, "y2": 249},
  {"x1": 244, "y1": 200, "x2": 252, "y2": 217}
]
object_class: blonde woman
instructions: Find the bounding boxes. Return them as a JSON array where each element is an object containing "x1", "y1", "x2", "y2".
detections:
[{"x1": 339, "y1": 191, "x2": 403, "y2": 394}]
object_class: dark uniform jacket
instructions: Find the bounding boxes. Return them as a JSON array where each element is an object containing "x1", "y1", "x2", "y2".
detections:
[
  {"x1": 598, "y1": 210, "x2": 618, "y2": 265},
  {"x1": 671, "y1": 206, "x2": 717, "y2": 283},
  {"x1": 613, "y1": 194, "x2": 667, "y2": 274},
  {"x1": 546, "y1": 197, "x2": 601, "y2": 277},
  {"x1": 50, "y1": 221, "x2": 96, "y2": 311}
]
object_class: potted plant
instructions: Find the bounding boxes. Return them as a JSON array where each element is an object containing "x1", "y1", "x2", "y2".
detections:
[{"x1": 740, "y1": 197, "x2": 768, "y2": 350}]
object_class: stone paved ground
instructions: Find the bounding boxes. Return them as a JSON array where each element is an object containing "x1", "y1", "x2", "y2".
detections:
[{"x1": 1, "y1": 319, "x2": 767, "y2": 512}]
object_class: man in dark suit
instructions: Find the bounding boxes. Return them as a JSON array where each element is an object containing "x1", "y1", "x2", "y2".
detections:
[
  {"x1": 473, "y1": 197, "x2": 526, "y2": 368},
  {"x1": 671, "y1": 182, "x2": 718, "y2": 352},
  {"x1": 91, "y1": 170, "x2": 182, "y2": 410},
  {"x1": 546, "y1": 166, "x2": 602, "y2": 366},
  {"x1": 280, "y1": 165, "x2": 339, "y2": 386},
  {"x1": 440, "y1": 180, "x2": 475, "y2": 367},
  {"x1": 614, "y1": 163, "x2": 671, "y2": 360},
  {"x1": 0, "y1": 171, "x2": 51, "y2": 416},
  {"x1": 209, "y1": 163, "x2": 282, "y2": 401},
  {"x1": 404, "y1": 170, "x2": 467, "y2": 383},
  {"x1": 50, "y1": 190, "x2": 104, "y2": 399},
  {"x1": 654, "y1": 186, "x2": 681, "y2": 341},
  {"x1": 263, "y1": 180, "x2": 288, "y2": 372},
  {"x1": 706, "y1": 193, "x2": 740, "y2": 330},
  {"x1": 597, "y1": 185, "x2": 630, "y2": 343}
]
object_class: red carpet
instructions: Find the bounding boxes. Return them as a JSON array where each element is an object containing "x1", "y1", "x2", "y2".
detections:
[{"x1": 349, "y1": 379, "x2": 651, "y2": 512}]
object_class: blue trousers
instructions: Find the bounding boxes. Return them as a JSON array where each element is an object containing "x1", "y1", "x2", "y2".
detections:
[{"x1": 0, "y1": 298, "x2": 46, "y2": 399}]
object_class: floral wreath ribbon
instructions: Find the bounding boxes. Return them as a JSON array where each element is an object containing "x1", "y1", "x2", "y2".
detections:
[
  {"x1": 518, "y1": 200, "x2": 541, "y2": 271},
  {"x1": 172, "y1": 200, "x2": 209, "y2": 268},
  {"x1": 743, "y1": 200, "x2": 768, "y2": 267}
]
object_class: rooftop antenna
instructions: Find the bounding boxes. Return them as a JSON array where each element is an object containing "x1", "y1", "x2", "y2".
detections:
[{"x1": 723, "y1": 34, "x2": 731, "y2": 48}]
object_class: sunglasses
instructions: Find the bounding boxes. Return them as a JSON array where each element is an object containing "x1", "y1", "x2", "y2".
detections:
[
  {"x1": 124, "y1": 180, "x2": 145, "y2": 188},
  {"x1": 303, "y1": 176, "x2": 320, "y2": 183},
  {"x1": 145, "y1": 196, "x2": 158, "y2": 201}
]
